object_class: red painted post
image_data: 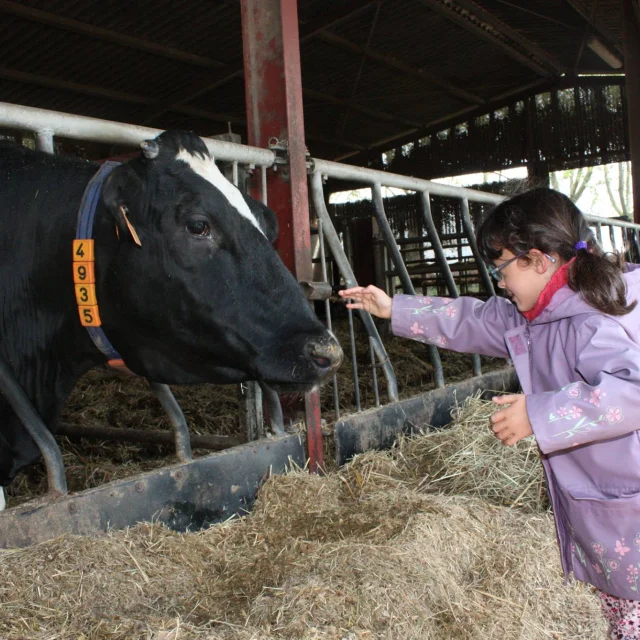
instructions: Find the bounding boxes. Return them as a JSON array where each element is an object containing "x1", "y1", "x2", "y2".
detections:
[{"x1": 241, "y1": 0, "x2": 324, "y2": 472}]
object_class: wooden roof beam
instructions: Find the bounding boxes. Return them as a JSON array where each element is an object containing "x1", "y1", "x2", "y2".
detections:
[
  {"x1": 137, "y1": 0, "x2": 379, "y2": 125},
  {"x1": 415, "y1": 0, "x2": 557, "y2": 79},
  {"x1": 0, "y1": 0, "x2": 229, "y2": 69},
  {"x1": 303, "y1": 88, "x2": 423, "y2": 128},
  {"x1": 0, "y1": 66, "x2": 365, "y2": 152},
  {"x1": 564, "y1": 0, "x2": 624, "y2": 57},
  {"x1": 449, "y1": 0, "x2": 566, "y2": 74},
  {"x1": 315, "y1": 30, "x2": 485, "y2": 105}
]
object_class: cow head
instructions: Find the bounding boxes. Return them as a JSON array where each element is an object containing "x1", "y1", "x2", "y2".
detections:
[{"x1": 94, "y1": 131, "x2": 342, "y2": 391}]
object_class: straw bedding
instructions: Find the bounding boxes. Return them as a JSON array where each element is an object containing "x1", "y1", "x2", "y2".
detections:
[{"x1": 0, "y1": 396, "x2": 605, "y2": 639}]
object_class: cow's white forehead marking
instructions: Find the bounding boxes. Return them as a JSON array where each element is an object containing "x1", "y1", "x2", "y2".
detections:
[{"x1": 176, "y1": 147, "x2": 264, "y2": 236}]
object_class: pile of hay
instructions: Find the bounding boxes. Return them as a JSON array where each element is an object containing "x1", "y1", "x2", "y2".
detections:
[
  {"x1": 398, "y1": 394, "x2": 548, "y2": 512},
  {"x1": 0, "y1": 397, "x2": 604, "y2": 639}
]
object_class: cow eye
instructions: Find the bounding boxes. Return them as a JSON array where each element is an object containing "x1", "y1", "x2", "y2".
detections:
[{"x1": 185, "y1": 218, "x2": 211, "y2": 237}]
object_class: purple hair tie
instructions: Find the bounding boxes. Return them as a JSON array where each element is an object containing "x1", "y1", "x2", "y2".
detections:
[{"x1": 574, "y1": 240, "x2": 588, "y2": 251}]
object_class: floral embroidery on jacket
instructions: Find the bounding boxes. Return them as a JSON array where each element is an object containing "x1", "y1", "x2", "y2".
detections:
[
  {"x1": 564, "y1": 382, "x2": 582, "y2": 399},
  {"x1": 588, "y1": 388, "x2": 605, "y2": 407},
  {"x1": 616, "y1": 539, "x2": 631, "y2": 557},
  {"x1": 410, "y1": 322, "x2": 424, "y2": 336},
  {"x1": 592, "y1": 542, "x2": 620, "y2": 584},
  {"x1": 404, "y1": 300, "x2": 457, "y2": 320},
  {"x1": 548, "y1": 404, "x2": 624, "y2": 439}
]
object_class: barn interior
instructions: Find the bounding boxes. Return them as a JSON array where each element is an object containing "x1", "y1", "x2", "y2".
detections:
[
  {"x1": 0, "y1": 0, "x2": 638, "y2": 536},
  {"x1": 1, "y1": 2, "x2": 639, "y2": 638}
]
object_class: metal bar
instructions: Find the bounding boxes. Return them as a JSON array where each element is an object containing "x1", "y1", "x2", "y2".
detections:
[
  {"x1": 0, "y1": 101, "x2": 275, "y2": 166},
  {"x1": 419, "y1": 192, "x2": 459, "y2": 297},
  {"x1": 0, "y1": 434, "x2": 304, "y2": 548},
  {"x1": 634, "y1": 230, "x2": 640, "y2": 262},
  {"x1": 35, "y1": 128, "x2": 54, "y2": 154},
  {"x1": 310, "y1": 172, "x2": 398, "y2": 402},
  {"x1": 148, "y1": 382, "x2": 193, "y2": 462},
  {"x1": 372, "y1": 183, "x2": 444, "y2": 388},
  {"x1": 313, "y1": 158, "x2": 504, "y2": 203},
  {"x1": 370, "y1": 336, "x2": 380, "y2": 407},
  {"x1": 232, "y1": 160, "x2": 239, "y2": 188},
  {"x1": 56, "y1": 423, "x2": 242, "y2": 451},
  {"x1": 421, "y1": 191, "x2": 482, "y2": 376},
  {"x1": 0, "y1": 357, "x2": 67, "y2": 495},
  {"x1": 242, "y1": 0, "x2": 323, "y2": 472},
  {"x1": 459, "y1": 198, "x2": 495, "y2": 295},
  {"x1": 347, "y1": 307, "x2": 361, "y2": 412},
  {"x1": 259, "y1": 383, "x2": 284, "y2": 435},
  {"x1": 609, "y1": 224, "x2": 617, "y2": 250},
  {"x1": 595, "y1": 222, "x2": 603, "y2": 245},
  {"x1": 335, "y1": 367, "x2": 519, "y2": 465},
  {"x1": 261, "y1": 165, "x2": 268, "y2": 206},
  {"x1": 318, "y1": 219, "x2": 340, "y2": 420},
  {"x1": 4, "y1": 101, "x2": 639, "y2": 235}
]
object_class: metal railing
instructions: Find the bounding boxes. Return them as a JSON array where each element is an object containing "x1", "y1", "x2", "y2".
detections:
[
  {"x1": 308, "y1": 159, "x2": 640, "y2": 416},
  {"x1": 3, "y1": 100, "x2": 640, "y2": 424}
]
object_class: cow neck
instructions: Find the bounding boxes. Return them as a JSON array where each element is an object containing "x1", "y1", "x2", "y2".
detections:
[{"x1": 73, "y1": 161, "x2": 133, "y2": 376}]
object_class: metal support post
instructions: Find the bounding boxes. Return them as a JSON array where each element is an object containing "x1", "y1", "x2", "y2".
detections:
[{"x1": 241, "y1": 0, "x2": 323, "y2": 471}]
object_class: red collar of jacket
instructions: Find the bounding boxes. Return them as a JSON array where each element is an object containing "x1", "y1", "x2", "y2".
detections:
[{"x1": 522, "y1": 258, "x2": 575, "y2": 322}]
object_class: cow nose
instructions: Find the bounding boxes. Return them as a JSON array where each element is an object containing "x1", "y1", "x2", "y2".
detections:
[{"x1": 305, "y1": 337, "x2": 343, "y2": 373}]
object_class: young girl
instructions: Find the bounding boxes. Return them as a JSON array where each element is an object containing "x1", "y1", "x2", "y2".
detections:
[{"x1": 339, "y1": 187, "x2": 640, "y2": 639}]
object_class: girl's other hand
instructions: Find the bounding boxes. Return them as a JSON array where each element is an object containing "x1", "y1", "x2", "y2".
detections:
[
  {"x1": 338, "y1": 285, "x2": 393, "y2": 319},
  {"x1": 490, "y1": 394, "x2": 533, "y2": 446}
]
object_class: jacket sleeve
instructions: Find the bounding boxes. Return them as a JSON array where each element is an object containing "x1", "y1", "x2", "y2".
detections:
[
  {"x1": 391, "y1": 294, "x2": 524, "y2": 358},
  {"x1": 526, "y1": 315, "x2": 640, "y2": 454}
]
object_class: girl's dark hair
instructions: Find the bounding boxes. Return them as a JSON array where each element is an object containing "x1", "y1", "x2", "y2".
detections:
[{"x1": 476, "y1": 187, "x2": 636, "y2": 316}]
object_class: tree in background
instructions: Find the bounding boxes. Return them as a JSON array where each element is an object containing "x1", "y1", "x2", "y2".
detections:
[
  {"x1": 550, "y1": 166, "x2": 593, "y2": 201},
  {"x1": 603, "y1": 162, "x2": 632, "y2": 219}
]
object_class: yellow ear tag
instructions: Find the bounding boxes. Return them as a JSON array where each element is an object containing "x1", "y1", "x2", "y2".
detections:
[{"x1": 119, "y1": 206, "x2": 142, "y2": 247}]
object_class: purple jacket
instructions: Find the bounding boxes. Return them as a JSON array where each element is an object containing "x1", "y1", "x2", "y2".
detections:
[{"x1": 392, "y1": 264, "x2": 640, "y2": 598}]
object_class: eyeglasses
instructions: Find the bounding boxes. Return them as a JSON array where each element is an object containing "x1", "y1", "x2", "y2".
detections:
[{"x1": 487, "y1": 251, "x2": 557, "y2": 282}]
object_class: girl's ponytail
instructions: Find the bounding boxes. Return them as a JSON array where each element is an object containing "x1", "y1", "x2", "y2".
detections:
[{"x1": 569, "y1": 239, "x2": 636, "y2": 316}]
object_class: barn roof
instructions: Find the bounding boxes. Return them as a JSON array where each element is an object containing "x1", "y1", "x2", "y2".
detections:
[{"x1": 0, "y1": 0, "x2": 626, "y2": 168}]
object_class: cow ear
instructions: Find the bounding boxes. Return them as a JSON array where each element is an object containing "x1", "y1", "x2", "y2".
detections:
[
  {"x1": 102, "y1": 165, "x2": 143, "y2": 245},
  {"x1": 242, "y1": 193, "x2": 279, "y2": 244}
]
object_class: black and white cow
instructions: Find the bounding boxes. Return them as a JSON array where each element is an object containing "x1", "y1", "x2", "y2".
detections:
[{"x1": 0, "y1": 130, "x2": 343, "y2": 509}]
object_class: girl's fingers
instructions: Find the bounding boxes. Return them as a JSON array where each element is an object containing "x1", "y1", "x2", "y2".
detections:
[
  {"x1": 339, "y1": 287, "x2": 365, "y2": 297},
  {"x1": 492, "y1": 394, "x2": 517, "y2": 405}
]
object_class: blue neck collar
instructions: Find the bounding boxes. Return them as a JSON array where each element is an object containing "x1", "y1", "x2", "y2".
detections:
[{"x1": 74, "y1": 161, "x2": 131, "y2": 374}]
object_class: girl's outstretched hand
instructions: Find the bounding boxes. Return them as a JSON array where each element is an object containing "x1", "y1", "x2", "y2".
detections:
[
  {"x1": 338, "y1": 285, "x2": 393, "y2": 319},
  {"x1": 490, "y1": 394, "x2": 533, "y2": 446}
]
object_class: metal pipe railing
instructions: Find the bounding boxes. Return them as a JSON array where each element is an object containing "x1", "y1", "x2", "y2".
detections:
[
  {"x1": 310, "y1": 172, "x2": 399, "y2": 403},
  {"x1": 372, "y1": 183, "x2": 444, "y2": 388},
  {"x1": 0, "y1": 101, "x2": 275, "y2": 166},
  {"x1": 420, "y1": 192, "x2": 482, "y2": 377}
]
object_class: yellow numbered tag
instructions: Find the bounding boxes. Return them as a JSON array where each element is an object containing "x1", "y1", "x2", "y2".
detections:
[
  {"x1": 73, "y1": 239, "x2": 94, "y2": 262},
  {"x1": 78, "y1": 305, "x2": 101, "y2": 327},
  {"x1": 73, "y1": 262, "x2": 95, "y2": 284},
  {"x1": 75, "y1": 284, "x2": 97, "y2": 306}
]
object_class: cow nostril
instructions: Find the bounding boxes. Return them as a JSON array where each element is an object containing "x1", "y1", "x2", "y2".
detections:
[
  {"x1": 306, "y1": 340, "x2": 340, "y2": 371},
  {"x1": 311, "y1": 355, "x2": 332, "y2": 369}
]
